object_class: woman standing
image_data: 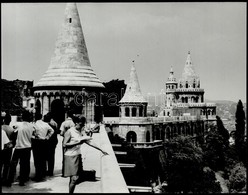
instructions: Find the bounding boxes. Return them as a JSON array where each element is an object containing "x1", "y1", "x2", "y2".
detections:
[{"x1": 63, "y1": 115, "x2": 108, "y2": 193}]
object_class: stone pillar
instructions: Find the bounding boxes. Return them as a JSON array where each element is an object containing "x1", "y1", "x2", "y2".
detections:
[
  {"x1": 43, "y1": 95, "x2": 49, "y2": 116},
  {"x1": 137, "y1": 106, "x2": 140, "y2": 117},
  {"x1": 39, "y1": 97, "x2": 43, "y2": 115},
  {"x1": 129, "y1": 106, "x2": 132, "y2": 117},
  {"x1": 50, "y1": 95, "x2": 55, "y2": 109}
]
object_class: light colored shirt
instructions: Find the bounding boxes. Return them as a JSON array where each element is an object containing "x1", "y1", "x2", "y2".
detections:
[
  {"x1": 1, "y1": 129, "x2": 10, "y2": 150},
  {"x1": 13, "y1": 122, "x2": 35, "y2": 149},
  {"x1": 60, "y1": 117, "x2": 75, "y2": 136},
  {"x1": 2, "y1": 125, "x2": 15, "y2": 140},
  {"x1": 63, "y1": 127, "x2": 83, "y2": 156},
  {"x1": 34, "y1": 120, "x2": 54, "y2": 140}
]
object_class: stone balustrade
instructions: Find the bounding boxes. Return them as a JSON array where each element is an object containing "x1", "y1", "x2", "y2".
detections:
[
  {"x1": 99, "y1": 125, "x2": 129, "y2": 193},
  {"x1": 175, "y1": 88, "x2": 204, "y2": 92},
  {"x1": 128, "y1": 140, "x2": 163, "y2": 148}
]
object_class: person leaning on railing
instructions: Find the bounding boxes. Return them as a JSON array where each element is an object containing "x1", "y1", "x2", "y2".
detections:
[{"x1": 62, "y1": 115, "x2": 108, "y2": 193}]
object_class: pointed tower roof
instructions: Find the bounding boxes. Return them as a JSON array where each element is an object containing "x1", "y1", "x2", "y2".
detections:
[
  {"x1": 181, "y1": 51, "x2": 199, "y2": 82},
  {"x1": 167, "y1": 66, "x2": 177, "y2": 83},
  {"x1": 119, "y1": 62, "x2": 147, "y2": 103},
  {"x1": 34, "y1": 3, "x2": 104, "y2": 89}
]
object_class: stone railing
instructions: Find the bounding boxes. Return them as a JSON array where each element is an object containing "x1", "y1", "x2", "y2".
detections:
[
  {"x1": 175, "y1": 88, "x2": 204, "y2": 92},
  {"x1": 99, "y1": 126, "x2": 129, "y2": 193},
  {"x1": 128, "y1": 140, "x2": 163, "y2": 148}
]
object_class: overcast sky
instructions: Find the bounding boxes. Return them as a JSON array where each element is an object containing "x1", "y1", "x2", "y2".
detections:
[{"x1": 1, "y1": 3, "x2": 246, "y2": 103}]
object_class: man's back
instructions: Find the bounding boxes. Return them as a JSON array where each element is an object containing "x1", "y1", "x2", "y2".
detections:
[{"x1": 14, "y1": 122, "x2": 35, "y2": 149}]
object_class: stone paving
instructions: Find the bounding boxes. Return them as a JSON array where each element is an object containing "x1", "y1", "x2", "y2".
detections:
[{"x1": 2, "y1": 135, "x2": 103, "y2": 193}]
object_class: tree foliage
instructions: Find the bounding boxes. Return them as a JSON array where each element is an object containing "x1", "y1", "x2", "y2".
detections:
[
  {"x1": 102, "y1": 79, "x2": 126, "y2": 117},
  {"x1": 163, "y1": 136, "x2": 221, "y2": 193},
  {"x1": 216, "y1": 115, "x2": 230, "y2": 146},
  {"x1": 203, "y1": 124, "x2": 228, "y2": 171},
  {"x1": 235, "y1": 100, "x2": 246, "y2": 163},
  {"x1": 227, "y1": 163, "x2": 247, "y2": 193}
]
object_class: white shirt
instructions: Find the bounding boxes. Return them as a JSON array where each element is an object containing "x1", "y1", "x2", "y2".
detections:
[
  {"x1": 64, "y1": 127, "x2": 83, "y2": 156},
  {"x1": 13, "y1": 122, "x2": 35, "y2": 149},
  {"x1": 60, "y1": 117, "x2": 75, "y2": 136},
  {"x1": 1, "y1": 129, "x2": 10, "y2": 150},
  {"x1": 34, "y1": 120, "x2": 54, "y2": 140}
]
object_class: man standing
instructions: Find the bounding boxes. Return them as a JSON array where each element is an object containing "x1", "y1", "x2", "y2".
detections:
[
  {"x1": 1, "y1": 111, "x2": 16, "y2": 186},
  {"x1": 8, "y1": 110, "x2": 35, "y2": 186},
  {"x1": 32, "y1": 113, "x2": 54, "y2": 182},
  {"x1": 43, "y1": 112, "x2": 58, "y2": 177}
]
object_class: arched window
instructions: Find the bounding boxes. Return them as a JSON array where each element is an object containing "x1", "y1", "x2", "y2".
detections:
[
  {"x1": 182, "y1": 97, "x2": 185, "y2": 103},
  {"x1": 125, "y1": 107, "x2": 130, "y2": 117},
  {"x1": 132, "y1": 107, "x2": 137, "y2": 117},
  {"x1": 127, "y1": 131, "x2": 137, "y2": 143},
  {"x1": 185, "y1": 82, "x2": 188, "y2": 88},
  {"x1": 185, "y1": 97, "x2": 188, "y2": 103}
]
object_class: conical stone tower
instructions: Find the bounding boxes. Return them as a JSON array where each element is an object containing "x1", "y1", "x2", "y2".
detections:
[
  {"x1": 33, "y1": 3, "x2": 104, "y2": 124},
  {"x1": 117, "y1": 62, "x2": 151, "y2": 143}
]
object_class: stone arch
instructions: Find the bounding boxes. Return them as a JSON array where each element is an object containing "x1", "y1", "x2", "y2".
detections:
[
  {"x1": 185, "y1": 82, "x2": 189, "y2": 88},
  {"x1": 126, "y1": 131, "x2": 137, "y2": 143},
  {"x1": 51, "y1": 99, "x2": 65, "y2": 128},
  {"x1": 182, "y1": 97, "x2": 185, "y2": 103}
]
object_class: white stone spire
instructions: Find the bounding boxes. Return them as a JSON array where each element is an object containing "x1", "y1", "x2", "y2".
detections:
[
  {"x1": 119, "y1": 62, "x2": 147, "y2": 103},
  {"x1": 34, "y1": 3, "x2": 104, "y2": 89},
  {"x1": 181, "y1": 51, "x2": 199, "y2": 83}
]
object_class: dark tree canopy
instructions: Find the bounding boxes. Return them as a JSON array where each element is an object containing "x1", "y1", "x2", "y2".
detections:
[
  {"x1": 235, "y1": 100, "x2": 246, "y2": 147},
  {"x1": 163, "y1": 136, "x2": 221, "y2": 193},
  {"x1": 216, "y1": 115, "x2": 230, "y2": 146},
  {"x1": 102, "y1": 79, "x2": 126, "y2": 117}
]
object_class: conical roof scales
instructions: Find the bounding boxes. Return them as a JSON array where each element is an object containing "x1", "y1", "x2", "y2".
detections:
[
  {"x1": 34, "y1": 3, "x2": 104, "y2": 88},
  {"x1": 120, "y1": 64, "x2": 147, "y2": 103},
  {"x1": 181, "y1": 51, "x2": 199, "y2": 83}
]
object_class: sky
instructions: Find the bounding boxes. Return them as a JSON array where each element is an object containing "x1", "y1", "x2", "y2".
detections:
[{"x1": 1, "y1": 2, "x2": 246, "y2": 103}]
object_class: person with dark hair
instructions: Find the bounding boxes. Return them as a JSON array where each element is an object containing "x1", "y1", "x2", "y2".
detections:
[
  {"x1": 32, "y1": 113, "x2": 54, "y2": 182},
  {"x1": 7, "y1": 110, "x2": 35, "y2": 186},
  {"x1": 43, "y1": 112, "x2": 58, "y2": 176},
  {"x1": 60, "y1": 110, "x2": 75, "y2": 136},
  {"x1": 60, "y1": 110, "x2": 75, "y2": 176},
  {"x1": 1, "y1": 111, "x2": 16, "y2": 186},
  {"x1": 63, "y1": 115, "x2": 108, "y2": 193}
]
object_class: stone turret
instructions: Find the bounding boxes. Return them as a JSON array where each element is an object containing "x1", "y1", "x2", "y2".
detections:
[
  {"x1": 165, "y1": 66, "x2": 177, "y2": 109},
  {"x1": 34, "y1": 3, "x2": 104, "y2": 89},
  {"x1": 179, "y1": 51, "x2": 200, "y2": 89},
  {"x1": 33, "y1": 3, "x2": 104, "y2": 124},
  {"x1": 119, "y1": 62, "x2": 147, "y2": 117}
]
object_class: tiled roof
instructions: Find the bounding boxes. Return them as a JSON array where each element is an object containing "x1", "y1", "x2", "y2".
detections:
[
  {"x1": 34, "y1": 3, "x2": 104, "y2": 89},
  {"x1": 119, "y1": 63, "x2": 147, "y2": 103}
]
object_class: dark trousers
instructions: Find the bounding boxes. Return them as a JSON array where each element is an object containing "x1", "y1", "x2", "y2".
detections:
[
  {"x1": 32, "y1": 139, "x2": 47, "y2": 180},
  {"x1": 8, "y1": 148, "x2": 31, "y2": 184},
  {"x1": 0, "y1": 148, "x2": 13, "y2": 183},
  {"x1": 46, "y1": 144, "x2": 57, "y2": 176}
]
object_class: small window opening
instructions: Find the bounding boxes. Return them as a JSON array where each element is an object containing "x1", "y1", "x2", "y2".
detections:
[{"x1": 69, "y1": 18, "x2": 72, "y2": 23}]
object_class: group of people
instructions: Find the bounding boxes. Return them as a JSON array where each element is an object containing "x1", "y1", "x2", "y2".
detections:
[{"x1": 1, "y1": 110, "x2": 108, "y2": 193}]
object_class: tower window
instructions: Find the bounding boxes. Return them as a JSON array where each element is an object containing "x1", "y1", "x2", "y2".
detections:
[{"x1": 69, "y1": 18, "x2": 72, "y2": 23}]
